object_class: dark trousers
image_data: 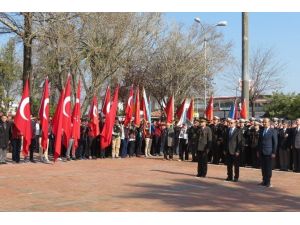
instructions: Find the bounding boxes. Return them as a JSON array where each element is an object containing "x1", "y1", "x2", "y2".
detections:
[
  {"x1": 189, "y1": 143, "x2": 197, "y2": 162},
  {"x1": 29, "y1": 138, "x2": 37, "y2": 160},
  {"x1": 239, "y1": 147, "x2": 246, "y2": 167},
  {"x1": 164, "y1": 146, "x2": 173, "y2": 159},
  {"x1": 121, "y1": 139, "x2": 128, "y2": 158},
  {"x1": 78, "y1": 139, "x2": 88, "y2": 159},
  {"x1": 197, "y1": 151, "x2": 208, "y2": 177},
  {"x1": 48, "y1": 135, "x2": 54, "y2": 156},
  {"x1": 136, "y1": 139, "x2": 142, "y2": 156},
  {"x1": 251, "y1": 147, "x2": 260, "y2": 168},
  {"x1": 279, "y1": 147, "x2": 290, "y2": 171},
  {"x1": 212, "y1": 143, "x2": 222, "y2": 164},
  {"x1": 226, "y1": 154, "x2": 240, "y2": 179},
  {"x1": 11, "y1": 138, "x2": 21, "y2": 163},
  {"x1": 293, "y1": 148, "x2": 300, "y2": 172},
  {"x1": 261, "y1": 154, "x2": 273, "y2": 185},
  {"x1": 128, "y1": 141, "x2": 135, "y2": 157},
  {"x1": 152, "y1": 136, "x2": 161, "y2": 155},
  {"x1": 179, "y1": 139, "x2": 188, "y2": 160}
]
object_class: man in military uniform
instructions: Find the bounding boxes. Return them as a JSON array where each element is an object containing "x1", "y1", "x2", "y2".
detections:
[
  {"x1": 196, "y1": 118, "x2": 212, "y2": 178},
  {"x1": 249, "y1": 121, "x2": 261, "y2": 168},
  {"x1": 278, "y1": 120, "x2": 291, "y2": 171},
  {"x1": 210, "y1": 116, "x2": 225, "y2": 164},
  {"x1": 188, "y1": 119, "x2": 200, "y2": 162},
  {"x1": 238, "y1": 119, "x2": 250, "y2": 167}
]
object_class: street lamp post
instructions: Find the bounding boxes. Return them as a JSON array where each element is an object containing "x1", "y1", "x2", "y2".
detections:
[{"x1": 194, "y1": 17, "x2": 227, "y2": 109}]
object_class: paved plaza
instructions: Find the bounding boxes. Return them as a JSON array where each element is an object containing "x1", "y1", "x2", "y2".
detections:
[{"x1": 0, "y1": 155, "x2": 300, "y2": 212}]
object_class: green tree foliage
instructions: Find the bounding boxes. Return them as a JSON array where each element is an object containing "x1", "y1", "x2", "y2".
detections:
[
  {"x1": 0, "y1": 38, "x2": 22, "y2": 113},
  {"x1": 264, "y1": 92, "x2": 300, "y2": 120}
]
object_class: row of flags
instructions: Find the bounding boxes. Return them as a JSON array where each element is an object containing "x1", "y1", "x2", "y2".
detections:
[
  {"x1": 13, "y1": 75, "x2": 248, "y2": 160},
  {"x1": 13, "y1": 75, "x2": 119, "y2": 161},
  {"x1": 205, "y1": 95, "x2": 248, "y2": 120}
]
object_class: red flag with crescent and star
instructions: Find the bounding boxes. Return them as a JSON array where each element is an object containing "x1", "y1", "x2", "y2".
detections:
[
  {"x1": 53, "y1": 89, "x2": 65, "y2": 161},
  {"x1": 88, "y1": 95, "x2": 100, "y2": 137},
  {"x1": 71, "y1": 80, "x2": 81, "y2": 152},
  {"x1": 102, "y1": 86, "x2": 111, "y2": 116},
  {"x1": 14, "y1": 79, "x2": 32, "y2": 157},
  {"x1": 124, "y1": 85, "x2": 134, "y2": 126},
  {"x1": 38, "y1": 78, "x2": 50, "y2": 150},
  {"x1": 62, "y1": 74, "x2": 72, "y2": 148}
]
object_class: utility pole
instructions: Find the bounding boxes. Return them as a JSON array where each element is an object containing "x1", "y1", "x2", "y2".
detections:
[{"x1": 242, "y1": 12, "x2": 249, "y2": 118}]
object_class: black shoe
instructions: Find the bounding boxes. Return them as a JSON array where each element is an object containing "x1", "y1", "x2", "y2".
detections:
[
  {"x1": 225, "y1": 177, "x2": 233, "y2": 181},
  {"x1": 233, "y1": 178, "x2": 238, "y2": 182},
  {"x1": 30, "y1": 159, "x2": 36, "y2": 163},
  {"x1": 71, "y1": 157, "x2": 76, "y2": 160},
  {"x1": 196, "y1": 174, "x2": 201, "y2": 177},
  {"x1": 265, "y1": 183, "x2": 272, "y2": 188},
  {"x1": 258, "y1": 182, "x2": 266, "y2": 186}
]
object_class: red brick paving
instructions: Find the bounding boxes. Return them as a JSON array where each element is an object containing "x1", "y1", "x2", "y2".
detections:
[{"x1": 0, "y1": 154, "x2": 300, "y2": 211}]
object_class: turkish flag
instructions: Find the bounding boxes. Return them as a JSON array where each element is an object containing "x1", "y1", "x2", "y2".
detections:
[
  {"x1": 102, "y1": 86, "x2": 111, "y2": 116},
  {"x1": 124, "y1": 85, "x2": 134, "y2": 126},
  {"x1": 240, "y1": 98, "x2": 248, "y2": 119},
  {"x1": 100, "y1": 85, "x2": 119, "y2": 150},
  {"x1": 205, "y1": 96, "x2": 214, "y2": 121},
  {"x1": 134, "y1": 87, "x2": 140, "y2": 127},
  {"x1": 187, "y1": 98, "x2": 194, "y2": 122},
  {"x1": 176, "y1": 98, "x2": 186, "y2": 119},
  {"x1": 234, "y1": 99, "x2": 239, "y2": 120},
  {"x1": 62, "y1": 74, "x2": 72, "y2": 148},
  {"x1": 165, "y1": 95, "x2": 174, "y2": 124},
  {"x1": 53, "y1": 89, "x2": 65, "y2": 161},
  {"x1": 14, "y1": 79, "x2": 32, "y2": 157},
  {"x1": 38, "y1": 78, "x2": 50, "y2": 151},
  {"x1": 88, "y1": 96, "x2": 100, "y2": 137},
  {"x1": 71, "y1": 80, "x2": 81, "y2": 152}
]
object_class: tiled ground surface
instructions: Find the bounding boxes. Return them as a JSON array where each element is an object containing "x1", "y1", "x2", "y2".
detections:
[{"x1": 0, "y1": 154, "x2": 299, "y2": 212}]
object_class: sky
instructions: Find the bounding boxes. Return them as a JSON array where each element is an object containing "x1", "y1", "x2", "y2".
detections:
[
  {"x1": 1, "y1": 12, "x2": 300, "y2": 97},
  {"x1": 165, "y1": 12, "x2": 300, "y2": 96}
]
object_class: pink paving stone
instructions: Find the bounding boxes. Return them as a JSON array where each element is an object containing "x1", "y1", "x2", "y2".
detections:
[{"x1": 0, "y1": 154, "x2": 299, "y2": 212}]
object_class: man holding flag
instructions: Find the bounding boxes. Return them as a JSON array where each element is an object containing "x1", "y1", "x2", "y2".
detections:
[{"x1": 13, "y1": 79, "x2": 32, "y2": 162}]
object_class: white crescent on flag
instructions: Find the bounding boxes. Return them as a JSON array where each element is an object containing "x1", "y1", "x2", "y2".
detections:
[
  {"x1": 127, "y1": 96, "x2": 133, "y2": 106},
  {"x1": 76, "y1": 98, "x2": 80, "y2": 104},
  {"x1": 93, "y1": 105, "x2": 98, "y2": 117},
  {"x1": 106, "y1": 102, "x2": 111, "y2": 113},
  {"x1": 20, "y1": 97, "x2": 30, "y2": 121},
  {"x1": 63, "y1": 96, "x2": 71, "y2": 117},
  {"x1": 43, "y1": 98, "x2": 49, "y2": 120}
]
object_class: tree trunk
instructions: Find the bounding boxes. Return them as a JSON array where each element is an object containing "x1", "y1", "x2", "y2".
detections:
[{"x1": 22, "y1": 12, "x2": 33, "y2": 88}]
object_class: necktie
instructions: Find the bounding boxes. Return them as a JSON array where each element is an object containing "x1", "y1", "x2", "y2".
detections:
[{"x1": 263, "y1": 128, "x2": 268, "y2": 136}]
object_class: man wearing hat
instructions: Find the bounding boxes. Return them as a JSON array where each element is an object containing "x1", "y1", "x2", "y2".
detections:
[
  {"x1": 210, "y1": 116, "x2": 225, "y2": 164},
  {"x1": 196, "y1": 118, "x2": 212, "y2": 177},
  {"x1": 238, "y1": 118, "x2": 250, "y2": 167},
  {"x1": 188, "y1": 119, "x2": 200, "y2": 162},
  {"x1": 249, "y1": 121, "x2": 261, "y2": 168},
  {"x1": 278, "y1": 120, "x2": 291, "y2": 171},
  {"x1": 224, "y1": 119, "x2": 242, "y2": 182}
]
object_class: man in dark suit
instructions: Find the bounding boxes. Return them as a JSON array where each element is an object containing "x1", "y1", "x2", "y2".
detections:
[
  {"x1": 291, "y1": 118, "x2": 300, "y2": 172},
  {"x1": 0, "y1": 115, "x2": 12, "y2": 164},
  {"x1": 278, "y1": 120, "x2": 291, "y2": 171},
  {"x1": 196, "y1": 118, "x2": 212, "y2": 177},
  {"x1": 258, "y1": 118, "x2": 278, "y2": 187},
  {"x1": 224, "y1": 119, "x2": 242, "y2": 182}
]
